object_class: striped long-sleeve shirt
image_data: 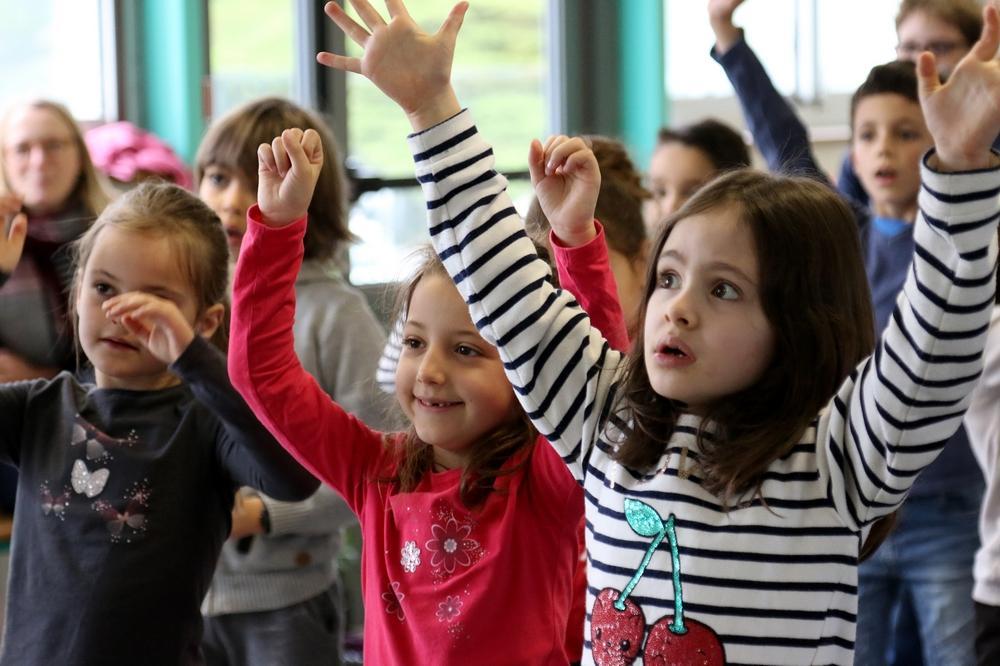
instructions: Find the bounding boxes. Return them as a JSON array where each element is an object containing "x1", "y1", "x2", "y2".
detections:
[{"x1": 409, "y1": 110, "x2": 999, "y2": 666}]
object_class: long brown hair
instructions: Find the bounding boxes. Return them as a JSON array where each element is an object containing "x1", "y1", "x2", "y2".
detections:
[
  {"x1": 195, "y1": 97, "x2": 353, "y2": 262},
  {"x1": 70, "y1": 182, "x2": 230, "y2": 351},
  {"x1": 616, "y1": 170, "x2": 875, "y2": 508},
  {"x1": 381, "y1": 246, "x2": 537, "y2": 507},
  {"x1": 0, "y1": 99, "x2": 112, "y2": 218}
]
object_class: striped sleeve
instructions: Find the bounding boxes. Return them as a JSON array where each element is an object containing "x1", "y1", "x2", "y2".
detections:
[
  {"x1": 817, "y1": 152, "x2": 1000, "y2": 530},
  {"x1": 408, "y1": 111, "x2": 622, "y2": 482}
]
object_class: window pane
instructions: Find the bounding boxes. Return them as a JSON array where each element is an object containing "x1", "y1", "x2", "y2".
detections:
[
  {"x1": 818, "y1": 1, "x2": 897, "y2": 94},
  {"x1": 0, "y1": 1, "x2": 109, "y2": 120},
  {"x1": 345, "y1": 1, "x2": 547, "y2": 177},
  {"x1": 207, "y1": 0, "x2": 295, "y2": 118}
]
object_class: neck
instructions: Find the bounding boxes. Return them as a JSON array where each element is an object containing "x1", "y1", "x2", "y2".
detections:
[
  {"x1": 94, "y1": 369, "x2": 181, "y2": 391},
  {"x1": 871, "y1": 198, "x2": 917, "y2": 223}
]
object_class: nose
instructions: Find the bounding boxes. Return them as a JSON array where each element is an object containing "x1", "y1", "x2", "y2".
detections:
[
  {"x1": 664, "y1": 287, "x2": 698, "y2": 329},
  {"x1": 221, "y1": 181, "x2": 248, "y2": 215},
  {"x1": 416, "y1": 346, "x2": 447, "y2": 385}
]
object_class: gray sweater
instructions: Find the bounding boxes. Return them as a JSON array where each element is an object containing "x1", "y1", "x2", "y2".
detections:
[{"x1": 203, "y1": 258, "x2": 388, "y2": 614}]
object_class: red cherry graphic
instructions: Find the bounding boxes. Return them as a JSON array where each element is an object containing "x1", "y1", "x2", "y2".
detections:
[
  {"x1": 642, "y1": 615, "x2": 726, "y2": 665},
  {"x1": 591, "y1": 587, "x2": 645, "y2": 665}
]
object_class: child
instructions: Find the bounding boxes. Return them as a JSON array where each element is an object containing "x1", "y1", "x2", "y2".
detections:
[
  {"x1": 644, "y1": 119, "x2": 750, "y2": 233},
  {"x1": 0, "y1": 182, "x2": 317, "y2": 665},
  {"x1": 227, "y1": 125, "x2": 630, "y2": 662},
  {"x1": 526, "y1": 135, "x2": 649, "y2": 335},
  {"x1": 709, "y1": 2, "x2": 985, "y2": 661},
  {"x1": 317, "y1": 2, "x2": 1000, "y2": 664},
  {"x1": 194, "y1": 96, "x2": 388, "y2": 666}
]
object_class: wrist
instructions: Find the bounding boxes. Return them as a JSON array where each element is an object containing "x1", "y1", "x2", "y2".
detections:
[
  {"x1": 406, "y1": 88, "x2": 463, "y2": 132},
  {"x1": 711, "y1": 22, "x2": 742, "y2": 54},
  {"x1": 930, "y1": 148, "x2": 999, "y2": 173},
  {"x1": 551, "y1": 220, "x2": 599, "y2": 248}
]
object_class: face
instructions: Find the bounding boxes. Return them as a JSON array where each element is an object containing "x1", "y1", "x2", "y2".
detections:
[
  {"x1": 198, "y1": 164, "x2": 256, "y2": 256},
  {"x1": 2, "y1": 106, "x2": 83, "y2": 215},
  {"x1": 896, "y1": 10, "x2": 969, "y2": 78},
  {"x1": 643, "y1": 205, "x2": 775, "y2": 412},
  {"x1": 395, "y1": 273, "x2": 519, "y2": 469},
  {"x1": 851, "y1": 93, "x2": 932, "y2": 220},
  {"x1": 644, "y1": 142, "x2": 718, "y2": 235},
  {"x1": 77, "y1": 226, "x2": 206, "y2": 390}
]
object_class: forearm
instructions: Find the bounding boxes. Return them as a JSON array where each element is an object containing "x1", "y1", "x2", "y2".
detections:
[{"x1": 260, "y1": 485, "x2": 356, "y2": 537}]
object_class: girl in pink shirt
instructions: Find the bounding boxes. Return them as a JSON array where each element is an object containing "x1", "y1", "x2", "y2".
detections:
[{"x1": 227, "y1": 128, "x2": 627, "y2": 664}]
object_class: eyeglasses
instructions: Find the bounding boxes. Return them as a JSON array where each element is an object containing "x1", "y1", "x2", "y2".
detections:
[
  {"x1": 5, "y1": 137, "x2": 74, "y2": 161},
  {"x1": 895, "y1": 40, "x2": 964, "y2": 58}
]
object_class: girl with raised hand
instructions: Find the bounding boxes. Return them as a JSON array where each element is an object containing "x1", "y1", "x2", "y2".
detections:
[
  {"x1": 0, "y1": 182, "x2": 317, "y2": 665},
  {"x1": 317, "y1": 1, "x2": 1000, "y2": 664},
  {"x1": 228, "y1": 124, "x2": 630, "y2": 663}
]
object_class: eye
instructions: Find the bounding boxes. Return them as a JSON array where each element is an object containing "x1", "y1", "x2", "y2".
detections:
[
  {"x1": 857, "y1": 130, "x2": 875, "y2": 143},
  {"x1": 899, "y1": 129, "x2": 920, "y2": 141},
  {"x1": 93, "y1": 282, "x2": 114, "y2": 298},
  {"x1": 455, "y1": 344, "x2": 480, "y2": 357},
  {"x1": 711, "y1": 282, "x2": 740, "y2": 300},
  {"x1": 656, "y1": 270, "x2": 680, "y2": 290},
  {"x1": 204, "y1": 168, "x2": 229, "y2": 188},
  {"x1": 401, "y1": 336, "x2": 424, "y2": 351}
]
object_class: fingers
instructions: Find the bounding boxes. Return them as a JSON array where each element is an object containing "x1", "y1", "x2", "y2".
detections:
[
  {"x1": 384, "y1": 0, "x2": 413, "y2": 20},
  {"x1": 544, "y1": 136, "x2": 591, "y2": 176},
  {"x1": 6, "y1": 213, "x2": 26, "y2": 245},
  {"x1": 970, "y1": 4, "x2": 1000, "y2": 61},
  {"x1": 316, "y1": 51, "x2": 363, "y2": 74},
  {"x1": 257, "y1": 142, "x2": 277, "y2": 175},
  {"x1": 436, "y1": 1, "x2": 469, "y2": 43},
  {"x1": 324, "y1": 2, "x2": 371, "y2": 48},
  {"x1": 349, "y1": 0, "x2": 387, "y2": 31},
  {"x1": 916, "y1": 51, "x2": 941, "y2": 101},
  {"x1": 301, "y1": 128, "x2": 324, "y2": 163},
  {"x1": 282, "y1": 128, "x2": 309, "y2": 174},
  {"x1": 272, "y1": 135, "x2": 291, "y2": 178},
  {"x1": 527, "y1": 139, "x2": 546, "y2": 186}
]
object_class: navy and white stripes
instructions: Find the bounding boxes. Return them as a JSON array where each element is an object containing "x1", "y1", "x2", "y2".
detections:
[{"x1": 407, "y1": 110, "x2": 999, "y2": 665}]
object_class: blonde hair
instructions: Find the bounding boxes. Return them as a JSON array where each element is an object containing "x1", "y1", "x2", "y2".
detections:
[
  {"x1": 0, "y1": 99, "x2": 112, "y2": 218},
  {"x1": 70, "y1": 182, "x2": 230, "y2": 350}
]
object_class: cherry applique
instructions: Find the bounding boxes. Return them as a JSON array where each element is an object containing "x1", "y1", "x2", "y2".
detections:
[{"x1": 590, "y1": 499, "x2": 726, "y2": 665}]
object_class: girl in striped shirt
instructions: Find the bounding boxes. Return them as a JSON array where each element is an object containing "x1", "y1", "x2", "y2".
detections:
[{"x1": 318, "y1": 1, "x2": 1000, "y2": 663}]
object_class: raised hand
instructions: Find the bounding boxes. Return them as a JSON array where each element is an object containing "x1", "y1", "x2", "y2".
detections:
[
  {"x1": 257, "y1": 128, "x2": 323, "y2": 227},
  {"x1": 707, "y1": 0, "x2": 747, "y2": 53},
  {"x1": 102, "y1": 293, "x2": 197, "y2": 365},
  {"x1": 918, "y1": 4, "x2": 1000, "y2": 172},
  {"x1": 0, "y1": 195, "x2": 27, "y2": 276},
  {"x1": 317, "y1": 0, "x2": 467, "y2": 130},
  {"x1": 528, "y1": 136, "x2": 601, "y2": 248}
]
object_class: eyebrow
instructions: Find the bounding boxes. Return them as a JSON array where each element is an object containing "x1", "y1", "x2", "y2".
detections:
[
  {"x1": 93, "y1": 269, "x2": 186, "y2": 301},
  {"x1": 404, "y1": 319, "x2": 482, "y2": 339},
  {"x1": 659, "y1": 249, "x2": 757, "y2": 286}
]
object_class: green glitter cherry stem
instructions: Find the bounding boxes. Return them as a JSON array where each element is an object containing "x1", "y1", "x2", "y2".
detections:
[
  {"x1": 664, "y1": 514, "x2": 687, "y2": 634},
  {"x1": 613, "y1": 526, "x2": 667, "y2": 611}
]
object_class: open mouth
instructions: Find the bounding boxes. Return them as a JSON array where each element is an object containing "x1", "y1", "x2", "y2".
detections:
[
  {"x1": 100, "y1": 337, "x2": 139, "y2": 351},
  {"x1": 874, "y1": 167, "x2": 897, "y2": 183},
  {"x1": 659, "y1": 344, "x2": 688, "y2": 358},
  {"x1": 417, "y1": 398, "x2": 462, "y2": 409}
]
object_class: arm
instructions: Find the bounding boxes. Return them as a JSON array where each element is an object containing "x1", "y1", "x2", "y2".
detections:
[
  {"x1": 0, "y1": 380, "x2": 35, "y2": 467},
  {"x1": 818, "y1": 9, "x2": 1000, "y2": 528},
  {"x1": 0, "y1": 196, "x2": 26, "y2": 289},
  {"x1": 233, "y1": 485, "x2": 356, "y2": 539},
  {"x1": 551, "y1": 223, "x2": 631, "y2": 353},
  {"x1": 708, "y1": 1, "x2": 827, "y2": 181},
  {"x1": 229, "y1": 129, "x2": 390, "y2": 511},
  {"x1": 965, "y1": 307, "x2": 1000, "y2": 470},
  {"x1": 171, "y1": 337, "x2": 320, "y2": 501}
]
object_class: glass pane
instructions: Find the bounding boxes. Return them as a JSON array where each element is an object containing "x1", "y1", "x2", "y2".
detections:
[
  {"x1": 818, "y1": 1, "x2": 897, "y2": 94},
  {"x1": 345, "y1": 1, "x2": 547, "y2": 177},
  {"x1": 349, "y1": 179, "x2": 533, "y2": 285},
  {"x1": 0, "y1": 1, "x2": 108, "y2": 120},
  {"x1": 207, "y1": 0, "x2": 295, "y2": 118}
]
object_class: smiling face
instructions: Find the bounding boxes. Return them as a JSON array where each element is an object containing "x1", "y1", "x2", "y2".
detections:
[
  {"x1": 76, "y1": 226, "x2": 205, "y2": 390},
  {"x1": 197, "y1": 164, "x2": 256, "y2": 256},
  {"x1": 395, "y1": 273, "x2": 519, "y2": 469},
  {"x1": 851, "y1": 93, "x2": 931, "y2": 221},
  {"x1": 2, "y1": 105, "x2": 83, "y2": 215},
  {"x1": 643, "y1": 205, "x2": 775, "y2": 412}
]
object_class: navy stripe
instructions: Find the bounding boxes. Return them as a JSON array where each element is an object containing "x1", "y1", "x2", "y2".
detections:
[
  {"x1": 416, "y1": 147, "x2": 492, "y2": 183},
  {"x1": 412, "y1": 125, "x2": 477, "y2": 162}
]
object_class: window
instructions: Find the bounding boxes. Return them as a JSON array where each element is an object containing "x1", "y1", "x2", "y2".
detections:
[
  {"x1": 0, "y1": 0, "x2": 114, "y2": 121},
  {"x1": 344, "y1": 1, "x2": 548, "y2": 284},
  {"x1": 207, "y1": 0, "x2": 296, "y2": 118}
]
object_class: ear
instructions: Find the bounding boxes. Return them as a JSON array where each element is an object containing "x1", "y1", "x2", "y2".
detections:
[{"x1": 195, "y1": 303, "x2": 226, "y2": 340}]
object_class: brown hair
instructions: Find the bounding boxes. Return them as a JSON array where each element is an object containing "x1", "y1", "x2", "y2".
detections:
[
  {"x1": 615, "y1": 170, "x2": 875, "y2": 508},
  {"x1": 0, "y1": 99, "x2": 112, "y2": 218},
  {"x1": 381, "y1": 246, "x2": 537, "y2": 507},
  {"x1": 896, "y1": 0, "x2": 983, "y2": 47},
  {"x1": 657, "y1": 119, "x2": 751, "y2": 172},
  {"x1": 70, "y1": 182, "x2": 230, "y2": 350},
  {"x1": 525, "y1": 135, "x2": 649, "y2": 263},
  {"x1": 850, "y1": 60, "x2": 920, "y2": 131},
  {"x1": 195, "y1": 97, "x2": 353, "y2": 262}
]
